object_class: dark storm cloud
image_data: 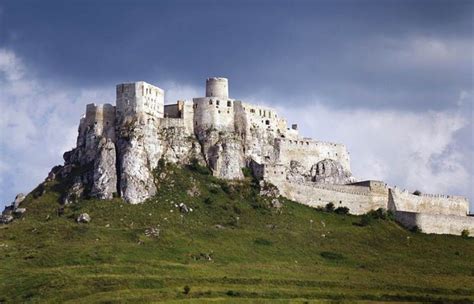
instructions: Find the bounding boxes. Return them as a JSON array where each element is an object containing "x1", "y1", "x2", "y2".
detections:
[{"x1": 1, "y1": 0, "x2": 472, "y2": 111}]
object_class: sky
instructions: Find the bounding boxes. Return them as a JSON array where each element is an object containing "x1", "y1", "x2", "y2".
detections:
[{"x1": 0, "y1": 0, "x2": 473, "y2": 210}]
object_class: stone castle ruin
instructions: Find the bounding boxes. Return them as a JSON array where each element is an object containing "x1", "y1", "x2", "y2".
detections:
[{"x1": 52, "y1": 77, "x2": 473, "y2": 236}]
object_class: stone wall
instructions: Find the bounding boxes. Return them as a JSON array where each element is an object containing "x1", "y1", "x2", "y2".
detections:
[
  {"x1": 235, "y1": 101, "x2": 288, "y2": 136},
  {"x1": 164, "y1": 100, "x2": 194, "y2": 135},
  {"x1": 272, "y1": 179, "x2": 387, "y2": 215},
  {"x1": 395, "y1": 211, "x2": 474, "y2": 236},
  {"x1": 116, "y1": 81, "x2": 164, "y2": 122},
  {"x1": 83, "y1": 103, "x2": 116, "y2": 140},
  {"x1": 389, "y1": 188, "x2": 469, "y2": 216},
  {"x1": 274, "y1": 138, "x2": 351, "y2": 173},
  {"x1": 193, "y1": 97, "x2": 235, "y2": 133},
  {"x1": 206, "y1": 77, "x2": 229, "y2": 99}
]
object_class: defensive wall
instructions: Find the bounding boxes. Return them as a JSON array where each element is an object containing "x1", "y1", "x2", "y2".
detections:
[
  {"x1": 164, "y1": 100, "x2": 194, "y2": 135},
  {"x1": 389, "y1": 188, "x2": 469, "y2": 216},
  {"x1": 273, "y1": 179, "x2": 388, "y2": 215},
  {"x1": 274, "y1": 138, "x2": 351, "y2": 173},
  {"x1": 234, "y1": 101, "x2": 289, "y2": 136},
  {"x1": 395, "y1": 211, "x2": 474, "y2": 235}
]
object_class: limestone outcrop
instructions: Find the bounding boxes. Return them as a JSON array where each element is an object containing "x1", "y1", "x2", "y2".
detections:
[{"x1": 310, "y1": 159, "x2": 353, "y2": 184}]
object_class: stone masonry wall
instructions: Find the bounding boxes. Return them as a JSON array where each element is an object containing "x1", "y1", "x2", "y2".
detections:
[
  {"x1": 193, "y1": 97, "x2": 235, "y2": 133},
  {"x1": 273, "y1": 179, "x2": 387, "y2": 215},
  {"x1": 389, "y1": 188, "x2": 469, "y2": 216},
  {"x1": 274, "y1": 138, "x2": 351, "y2": 173},
  {"x1": 395, "y1": 211, "x2": 474, "y2": 235}
]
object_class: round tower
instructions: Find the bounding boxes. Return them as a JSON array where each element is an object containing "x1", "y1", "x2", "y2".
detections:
[{"x1": 205, "y1": 77, "x2": 229, "y2": 99}]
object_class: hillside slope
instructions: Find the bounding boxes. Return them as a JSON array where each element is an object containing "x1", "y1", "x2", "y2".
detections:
[{"x1": 1, "y1": 163, "x2": 473, "y2": 303}]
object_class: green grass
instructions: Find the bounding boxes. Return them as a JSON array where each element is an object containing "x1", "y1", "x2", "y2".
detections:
[{"x1": 1, "y1": 163, "x2": 473, "y2": 303}]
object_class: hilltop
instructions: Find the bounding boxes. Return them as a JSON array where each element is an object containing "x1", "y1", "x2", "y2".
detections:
[
  {"x1": 3, "y1": 77, "x2": 471, "y2": 236},
  {"x1": 1, "y1": 163, "x2": 473, "y2": 303}
]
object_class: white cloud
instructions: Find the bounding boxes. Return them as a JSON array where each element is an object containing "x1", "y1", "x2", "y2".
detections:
[{"x1": 0, "y1": 48, "x2": 113, "y2": 205}]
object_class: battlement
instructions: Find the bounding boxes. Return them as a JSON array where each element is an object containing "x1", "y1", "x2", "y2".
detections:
[{"x1": 275, "y1": 137, "x2": 346, "y2": 148}]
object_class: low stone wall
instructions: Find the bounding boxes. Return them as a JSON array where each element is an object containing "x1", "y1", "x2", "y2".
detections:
[
  {"x1": 390, "y1": 188, "x2": 469, "y2": 216},
  {"x1": 395, "y1": 211, "x2": 474, "y2": 236},
  {"x1": 273, "y1": 180, "x2": 387, "y2": 215}
]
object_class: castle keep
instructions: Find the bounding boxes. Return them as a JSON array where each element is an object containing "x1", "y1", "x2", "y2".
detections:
[{"x1": 58, "y1": 77, "x2": 473, "y2": 236}]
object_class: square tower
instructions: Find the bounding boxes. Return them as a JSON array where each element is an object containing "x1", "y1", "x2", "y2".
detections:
[{"x1": 116, "y1": 81, "x2": 164, "y2": 120}]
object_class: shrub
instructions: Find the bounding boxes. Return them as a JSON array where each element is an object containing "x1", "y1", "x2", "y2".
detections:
[
  {"x1": 189, "y1": 158, "x2": 211, "y2": 175},
  {"x1": 251, "y1": 197, "x2": 269, "y2": 211},
  {"x1": 183, "y1": 285, "x2": 191, "y2": 294},
  {"x1": 334, "y1": 207, "x2": 349, "y2": 215},
  {"x1": 219, "y1": 181, "x2": 231, "y2": 194},
  {"x1": 366, "y1": 208, "x2": 393, "y2": 220},
  {"x1": 325, "y1": 202, "x2": 335, "y2": 212},
  {"x1": 204, "y1": 197, "x2": 214, "y2": 205},
  {"x1": 386, "y1": 209, "x2": 395, "y2": 220},
  {"x1": 410, "y1": 225, "x2": 422, "y2": 233},
  {"x1": 359, "y1": 214, "x2": 373, "y2": 226},
  {"x1": 461, "y1": 229, "x2": 470, "y2": 238},
  {"x1": 242, "y1": 167, "x2": 253, "y2": 178},
  {"x1": 158, "y1": 157, "x2": 166, "y2": 169}
]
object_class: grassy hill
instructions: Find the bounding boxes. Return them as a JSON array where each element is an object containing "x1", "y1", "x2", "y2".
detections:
[{"x1": 1, "y1": 162, "x2": 473, "y2": 303}]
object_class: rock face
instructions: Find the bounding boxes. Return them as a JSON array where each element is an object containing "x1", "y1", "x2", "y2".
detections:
[
  {"x1": 1, "y1": 193, "x2": 28, "y2": 224},
  {"x1": 49, "y1": 77, "x2": 355, "y2": 205},
  {"x1": 91, "y1": 139, "x2": 117, "y2": 199},
  {"x1": 116, "y1": 116, "x2": 161, "y2": 204},
  {"x1": 310, "y1": 159, "x2": 353, "y2": 184},
  {"x1": 197, "y1": 130, "x2": 245, "y2": 180}
]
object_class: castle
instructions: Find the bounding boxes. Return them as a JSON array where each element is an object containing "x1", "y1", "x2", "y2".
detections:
[{"x1": 53, "y1": 77, "x2": 473, "y2": 236}]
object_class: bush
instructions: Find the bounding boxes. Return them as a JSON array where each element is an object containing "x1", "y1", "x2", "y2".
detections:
[
  {"x1": 251, "y1": 197, "x2": 269, "y2": 211},
  {"x1": 242, "y1": 167, "x2": 253, "y2": 178},
  {"x1": 204, "y1": 197, "x2": 214, "y2": 205},
  {"x1": 325, "y1": 202, "x2": 335, "y2": 212},
  {"x1": 359, "y1": 214, "x2": 373, "y2": 226},
  {"x1": 158, "y1": 157, "x2": 166, "y2": 169},
  {"x1": 183, "y1": 285, "x2": 191, "y2": 294},
  {"x1": 461, "y1": 229, "x2": 470, "y2": 238},
  {"x1": 189, "y1": 158, "x2": 211, "y2": 175},
  {"x1": 219, "y1": 181, "x2": 231, "y2": 194},
  {"x1": 334, "y1": 207, "x2": 349, "y2": 215},
  {"x1": 366, "y1": 208, "x2": 393, "y2": 220},
  {"x1": 410, "y1": 225, "x2": 422, "y2": 233}
]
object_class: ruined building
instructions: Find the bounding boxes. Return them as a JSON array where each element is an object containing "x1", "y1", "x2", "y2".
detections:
[{"x1": 56, "y1": 77, "x2": 472, "y2": 236}]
